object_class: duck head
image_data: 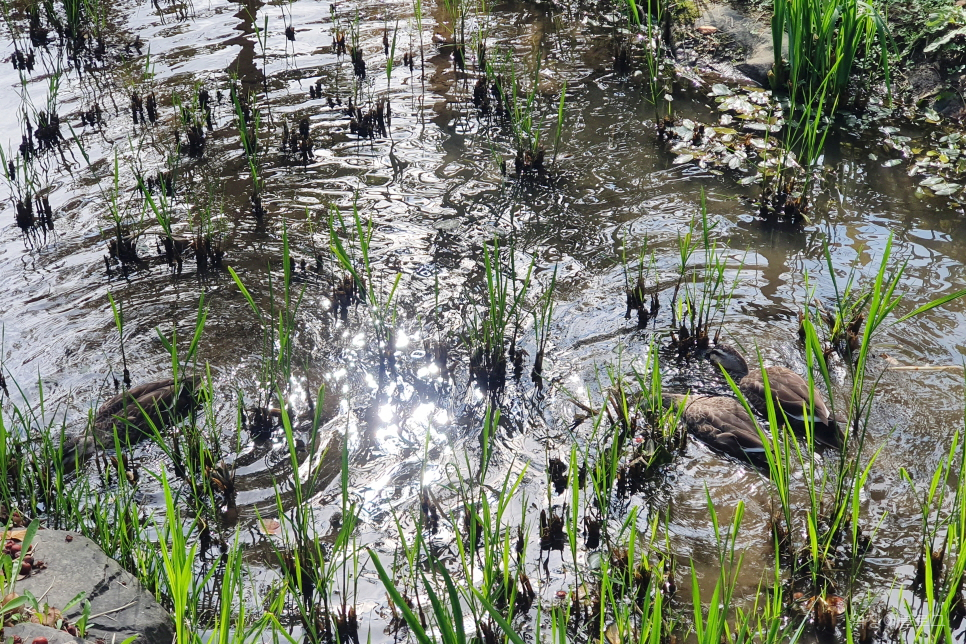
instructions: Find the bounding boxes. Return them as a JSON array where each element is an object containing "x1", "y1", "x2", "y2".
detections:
[
  {"x1": 709, "y1": 344, "x2": 749, "y2": 376},
  {"x1": 661, "y1": 392, "x2": 688, "y2": 410}
]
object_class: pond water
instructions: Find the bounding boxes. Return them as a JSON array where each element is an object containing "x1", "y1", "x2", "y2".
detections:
[{"x1": 2, "y1": 0, "x2": 966, "y2": 638}]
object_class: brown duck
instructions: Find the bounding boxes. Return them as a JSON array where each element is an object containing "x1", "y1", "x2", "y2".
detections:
[
  {"x1": 64, "y1": 378, "x2": 198, "y2": 466},
  {"x1": 662, "y1": 393, "x2": 768, "y2": 469},
  {"x1": 709, "y1": 344, "x2": 845, "y2": 448}
]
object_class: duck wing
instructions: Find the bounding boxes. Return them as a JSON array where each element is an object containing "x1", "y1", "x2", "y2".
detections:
[
  {"x1": 682, "y1": 396, "x2": 766, "y2": 464},
  {"x1": 741, "y1": 367, "x2": 843, "y2": 446},
  {"x1": 95, "y1": 380, "x2": 175, "y2": 426},
  {"x1": 95, "y1": 378, "x2": 194, "y2": 440}
]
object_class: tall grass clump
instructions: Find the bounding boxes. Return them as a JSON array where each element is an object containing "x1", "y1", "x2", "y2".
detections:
[
  {"x1": 757, "y1": 79, "x2": 834, "y2": 223},
  {"x1": 669, "y1": 195, "x2": 742, "y2": 357},
  {"x1": 482, "y1": 50, "x2": 566, "y2": 177},
  {"x1": 264, "y1": 398, "x2": 350, "y2": 644},
  {"x1": 460, "y1": 237, "x2": 532, "y2": 392},
  {"x1": 761, "y1": 0, "x2": 894, "y2": 222},
  {"x1": 328, "y1": 200, "x2": 402, "y2": 370},
  {"x1": 627, "y1": 0, "x2": 675, "y2": 125},
  {"x1": 771, "y1": 0, "x2": 893, "y2": 108},
  {"x1": 229, "y1": 226, "x2": 305, "y2": 414},
  {"x1": 901, "y1": 404, "x2": 966, "y2": 643},
  {"x1": 230, "y1": 78, "x2": 264, "y2": 219}
]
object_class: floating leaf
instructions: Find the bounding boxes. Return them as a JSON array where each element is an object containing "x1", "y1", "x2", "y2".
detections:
[
  {"x1": 719, "y1": 96, "x2": 755, "y2": 114},
  {"x1": 673, "y1": 153, "x2": 694, "y2": 165},
  {"x1": 932, "y1": 183, "x2": 961, "y2": 196},
  {"x1": 711, "y1": 83, "x2": 732, "y2": 96},
  {"x1": 920, "y1": 176, "x2": 944, "y2": 187},
  {"x1": 883, "y1": 158, "x2": 902, "y2": 167},
  {"x1": 670, "y1": 126, "x2": 694, "y2": 141}
]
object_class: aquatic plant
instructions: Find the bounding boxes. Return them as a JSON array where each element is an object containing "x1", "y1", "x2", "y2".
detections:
[
  {"x1": 622, "y1": 236, "x2": 659, "y2": 329},
  {"x1": 636, "y1": 0, "x2": 675, "y2": 123},
  {"x1": 460, "y1": 237, "x2": 532, "y2": 391},
  {"x1": 483, "y1": 51, "x2": 565, "y2": 176},
  {"x1": 230, "y1": 78, "x2": 264, "y2": 218},
  {"x1": 328, "y1": 200, "x2": 402, "y2": 369},
  {"x1": 771, "y1": 0, "x2": 893, "y2": 108},
  {"x1": 669, "y1": 194, "x2": 743, "y2": 356},
  {"x1": 757, "y1": 77, "x2": 834, "y2": 222},
  {"x1": 229, "y1": 226, "x2": 306, "y2": 411}
]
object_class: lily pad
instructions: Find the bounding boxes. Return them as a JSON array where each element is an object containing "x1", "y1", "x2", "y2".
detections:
[
  {"x1": 670, "y1": 126, "x2": 694, "y2": 141},
  {"x1": 932, "y1": 183, "x2": 962, "y2": 196}
]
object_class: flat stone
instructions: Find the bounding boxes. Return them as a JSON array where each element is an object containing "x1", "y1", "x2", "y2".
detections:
[
  {"x1": 5, "y1": 622, "x2": 94, "y2": 644},
  {"x1": 12, "y1": 529, "x2": 174, "y2": 644},
  {"x1": 698, "y1": 3, "x2": 776, "y2": 85}
]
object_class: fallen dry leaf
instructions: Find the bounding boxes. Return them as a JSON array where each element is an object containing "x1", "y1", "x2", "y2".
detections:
[{"x1": 260, "y1": 518, "x2": 282, "y2": 535}]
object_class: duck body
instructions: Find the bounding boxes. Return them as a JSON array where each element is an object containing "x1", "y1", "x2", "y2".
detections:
[
  {"x1": 63, "y1": 378, "x2": 199, "y2": 468},
  {"x1": 93, "y1": 378, "x2": 198, "y2": 443},
  {"x1": 709, "y1": 344, "x2": 845, "y2": 448},
  {"x1": 662, "y1": 393, "x2": 768, "y2": 469}
]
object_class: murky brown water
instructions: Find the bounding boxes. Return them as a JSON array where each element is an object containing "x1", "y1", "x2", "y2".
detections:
[{"x1": 3, "y1": 0, "x2": 966, "y2": 637}]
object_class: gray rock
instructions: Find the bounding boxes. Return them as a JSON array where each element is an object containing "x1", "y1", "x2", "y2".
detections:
[
  {"x1": 5, "y1": 622, "x2": 94, "y2": 644},
  {"x1": 13, "y1": 530, "x2": 174, "y2": 644},
  {"x1": 698, "y1": 3, "x2": 776, "y2": 85}
]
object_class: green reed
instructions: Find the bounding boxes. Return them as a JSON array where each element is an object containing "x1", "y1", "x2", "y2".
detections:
[
  {"x1": 328, "y1": 200, "x2": 402, "y2": 365},
  {"x1": 771, "y1": 0, "x2": 893, "y2": 107},
  {"x1": 673, "y1": 195, "x2": 743, "y2": 349},
  {"x1": 229, "y1": 226, "x2": 305, "y2": 408},
  {"x1": 484, "y1": 49, "x2": 565, "y2": 169},
  {"x1": 900, "y1": 415, "x2": 966, "y2": 643},
  {"x1": 412, "y1": 0, "x2": 424, "y2": 72},
  {"x1": 231, "y1": 78, "x2": 262, "y2": 201},
  {"x1": 460, "y1": 237, "x2": 532, "y2": 389},
  {"x1": 210, "y1": 532, "x2": 271, "y2": 644},
  {"x1": 266, "y1": 398, "x2": 350, "y2": 644},
  {"x1": 759, "y1": 70, "x2": 836, "y2": 220},
  {"x1": 155, "y1": 470, "x2": 205, "y2": 644}
]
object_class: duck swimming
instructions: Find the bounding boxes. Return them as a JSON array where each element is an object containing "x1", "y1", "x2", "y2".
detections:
[
  {"x1": 64, "y1": 378, "x2": 199, "y2": 466},
  {"x1": 708, "y1": 344, "x2": 845, "y2": 448},
  {"x1": 662, "y1": 393, "x2": 768, "y2": 469}
]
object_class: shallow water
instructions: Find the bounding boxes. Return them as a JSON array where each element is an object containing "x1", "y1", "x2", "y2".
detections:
[{"x1": 2, "y1": 0, "x2": 966, "y2": 637}]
